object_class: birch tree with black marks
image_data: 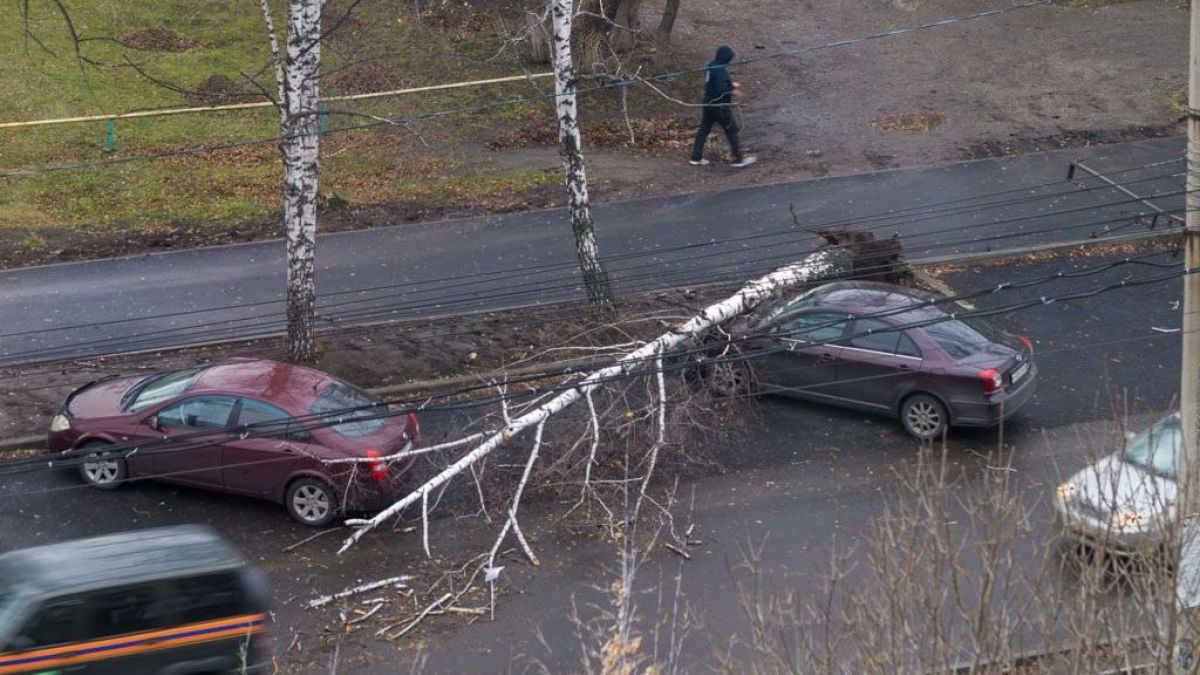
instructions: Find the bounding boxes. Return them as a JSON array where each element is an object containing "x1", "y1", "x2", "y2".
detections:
[
  {"x1": 551, "y1": 0, "x2": 617, "y2": 316},
  {"x1": 258, "y1": 0, "x2": 322, "y2": 363}
]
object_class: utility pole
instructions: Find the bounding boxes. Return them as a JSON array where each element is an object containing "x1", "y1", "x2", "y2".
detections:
[
  {"x1": 1175, "y1": 3, "x2": 1200, "y2": 673},
  {"x1": 1183, "y1": 0, "x2": 1200, "y2": 521}
]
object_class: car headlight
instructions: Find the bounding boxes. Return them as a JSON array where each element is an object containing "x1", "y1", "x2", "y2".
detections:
[
  {"x1": 49, "y1": 414, "x2": 71, "y2": 433},
  {"x1": 1055, "y1": 480, "x2": 1076, "y2": 502},
  {"x1": 1113, "y1": 508, "x2": 1148, "y2": 531}
]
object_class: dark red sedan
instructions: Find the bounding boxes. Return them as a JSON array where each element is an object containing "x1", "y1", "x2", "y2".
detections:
[
  {"x1": 718, "y1": 281, "x2": 1037, "y2": 439},
  {"x1": 47, "y1": 358, "x2": 419, "y2": 526}
]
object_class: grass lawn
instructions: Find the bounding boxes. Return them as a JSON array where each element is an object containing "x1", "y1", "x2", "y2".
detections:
[{"x1": 0, "y1": 0, "x2": 572, "y2": 240}]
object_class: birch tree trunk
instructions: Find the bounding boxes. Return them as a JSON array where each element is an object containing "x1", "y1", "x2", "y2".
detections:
[
  {"x1": 551, "y1": 0, "x2": 617, "y2": 316},
  {"x1": 260, "y1": 0, "x2": 322, "y2": 362}
]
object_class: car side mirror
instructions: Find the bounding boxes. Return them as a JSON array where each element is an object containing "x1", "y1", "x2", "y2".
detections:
[{"x1": 147, "y1": 415, "x2": 160, "y2": 431}]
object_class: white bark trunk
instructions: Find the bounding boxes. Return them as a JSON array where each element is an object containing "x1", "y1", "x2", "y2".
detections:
[
  {"x1": 339, "y1": 248, "x2": 840, "y2": 554},
  {"x1": 552, "y1": 0, "x2": 616, "y2": 315},
  {"x1": 279, "y1": 0, "x2": 321, "y2": 362}
]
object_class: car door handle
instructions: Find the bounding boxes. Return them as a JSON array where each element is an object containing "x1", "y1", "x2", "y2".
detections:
[
  {"x1": 818, "y1": 352, "x2": 837, "y2": 362},
  {"x1": 896, "y1": 364, "x2": 912, "y2": 372}
]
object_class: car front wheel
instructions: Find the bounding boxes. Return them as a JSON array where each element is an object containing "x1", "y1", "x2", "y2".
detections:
[
  {"x1": 77, "y1": 441, "x2": 127, "y2": 490},
  {"x1": 900, "y1": 393, "x2": 948, "y2": 440},
  {"x1": 285, "y1": 478, "x2": 338, "y2": 527}
]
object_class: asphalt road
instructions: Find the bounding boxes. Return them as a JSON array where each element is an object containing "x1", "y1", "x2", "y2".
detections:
[
  {"x1": 0, "y1": 250, "x2": 1184, "y2": 672},
  {"x1": 0, "y1": 136, "x2": 1183, "y2": 367}
]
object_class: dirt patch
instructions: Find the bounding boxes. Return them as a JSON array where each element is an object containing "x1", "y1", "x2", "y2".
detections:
[
  {"x1": 1159, "y1": 85, "x2": 1187, "y2": 117},
  {"x1": 959, "y1": 125, "x2": 1180, "y2": 160},
  {"x1": 413, "y1": 0, "x2": 519, "y2": 35},
  {"x1": 182, "y1": 74, "x2": 264, "y2": 106},
  {"x1": 117, "y1": 27, "x2": 199, "y2": 52},
  {"x1": 487, "y1": 115, "x2": 695, "y2": 155},
  {"x1": 873, "y1": 112, "x2": 946, "y2": 133},
  {"x1": 327, "y1": 60, "x2": 415, "y2": 94}
]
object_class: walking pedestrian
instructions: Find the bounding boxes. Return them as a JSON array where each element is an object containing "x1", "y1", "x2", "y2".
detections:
[{"x1": 689, "y1": 45, "x2": 756, "y2": 168}]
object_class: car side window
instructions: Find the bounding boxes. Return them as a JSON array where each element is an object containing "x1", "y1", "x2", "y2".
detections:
[
  {"x1": 172, "y1": 573, "x2": 247, "y2": 624},
  {"x1": 16, "y1": 598, "x2": 87, "y2": 649},
  {"x1": 237, "y1": 399, "x2": 312, "y2": 443},
  {"x1": 895, "y1": 332, "x2": 922, "y2": 358},
  {"x1": 775, "y1": 312, "x2": 847, "y2": 343},
  {"x1": 157, "y1": 396, "x2": 238, "y2": 430},
  {"x1": 89, "y1": 583, "x2": 173, "y2": 638},
  {"x1": 847, "y1": 319, "x2": 903, "y2": 353}
]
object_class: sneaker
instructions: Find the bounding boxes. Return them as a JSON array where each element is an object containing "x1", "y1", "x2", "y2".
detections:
[
  {"x1": 688, "y1": 158, "x2": 710, "y2": 166},
  {"x1": 731, "y1": 156, "x2": 758, "y2": 168}
]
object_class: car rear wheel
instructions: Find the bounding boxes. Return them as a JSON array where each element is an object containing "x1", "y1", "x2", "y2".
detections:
[
  {"x1": 78, "y1": 441, "x2": 126, "y2": 490},
  {"x1": 285, "y1": 478, "x2": 338, "y2": 527},
  {"x1": 900, "y1": 393, "x2": 948, "y2": 440}
]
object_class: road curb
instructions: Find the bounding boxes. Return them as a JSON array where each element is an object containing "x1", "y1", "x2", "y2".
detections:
[{"x1": 0, "y1": 231, "x2": 1175, "y2": 454}]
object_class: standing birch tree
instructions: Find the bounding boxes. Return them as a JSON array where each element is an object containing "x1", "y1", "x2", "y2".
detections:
[
  {"x1": 258, "y1": 0, "x2": 322, "y2": 362},
  {"x1": 551, "y1": 0, "x2": 617, "y2": 316}
]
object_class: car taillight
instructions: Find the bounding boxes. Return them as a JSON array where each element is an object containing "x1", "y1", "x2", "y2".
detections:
[
  {"x1": 364, "y1": 448, "x2": 388, "y2": 483},
  {"x1": 979, "y1": 368, "x2": 1002, "y2": 394}
]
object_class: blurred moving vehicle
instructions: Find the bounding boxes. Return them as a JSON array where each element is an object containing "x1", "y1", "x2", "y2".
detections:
[
  {"x1": 713, "y1": 281, "x2": 1037, "y2": 439},
  {"x1": 46, "y1": 358, "x2": 420, "y2": 527},
  {"x1": 1054, "y1": 413, "x2": 1179, "y2": 555},
  {"x1": 0, "y1": 525, "x2": 269, "y2": 674}
]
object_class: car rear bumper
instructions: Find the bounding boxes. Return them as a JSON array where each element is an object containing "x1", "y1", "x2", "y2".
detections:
[
  {"x1": 340, "y1": 457, "x2": 416, "y2": 513},
  {"x1": 949, "y1": 364, "x2": 1037, "y2": 427}
]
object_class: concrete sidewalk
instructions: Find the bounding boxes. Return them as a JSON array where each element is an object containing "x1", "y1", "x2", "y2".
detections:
[{"x1": 0, "y1": 136, "x2": 1183, "y2": 367}]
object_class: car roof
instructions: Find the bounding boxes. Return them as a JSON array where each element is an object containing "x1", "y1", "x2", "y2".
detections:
[
  {"x1": 191, "y1": 358, "x2": 337, "y2": 410},
  {"x1": 0, "y1": 526, "x2": 245, "y2": 597},
  {"x1": 800, "y1": 281, "x2": 947, "y2": 322}
]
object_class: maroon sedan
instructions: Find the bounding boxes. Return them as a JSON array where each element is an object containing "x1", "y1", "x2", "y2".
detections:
[
  {"x1": 47, "y1": 358, "x2": 420, "y2": 526},
  {"x1": 722, "y1": 281, "x2": 1037, "y2": 439}
]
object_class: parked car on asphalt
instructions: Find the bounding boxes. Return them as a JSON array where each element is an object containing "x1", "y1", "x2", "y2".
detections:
[
  {"x1": 1054, "y1": 413, "x2": 1179, "y2": 556},
  {"x1": 46, "y1": 358, "x2": 420, "y2": 527},
  {"x1": 0, "y1": 525, "x2": 270, "y2": 674},
  {"x1": 708, "y1": 280, "x2": 1037, "y2": 439}
]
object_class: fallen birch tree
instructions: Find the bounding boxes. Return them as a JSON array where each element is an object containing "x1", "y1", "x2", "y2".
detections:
[{"x1": 338, "y1": 244, "x2": 857, "y2": 557}]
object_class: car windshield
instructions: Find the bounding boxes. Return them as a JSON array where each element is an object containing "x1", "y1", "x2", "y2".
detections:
[
  {"x1": 126, "y1": 367, "x2": 207, "y2": 412},
  {"x1": 311, "y1": 381, "x2": 386, "y2": 438},
  {"x1": 1122, "y1": 415, "x2": 1181, "y2": 479},
  {"x1": 923, "y1": 319, "x2": 993, "y2": 360}
]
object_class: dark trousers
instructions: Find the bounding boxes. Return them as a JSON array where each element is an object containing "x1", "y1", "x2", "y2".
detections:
[{"x1": 690, "y1": 105, "x2": 741, "y2": 162}]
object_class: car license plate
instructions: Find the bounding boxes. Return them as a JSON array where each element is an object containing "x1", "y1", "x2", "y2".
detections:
[{"x1": 1011, "y1": 362, "x2": 1030, "y2": 383}]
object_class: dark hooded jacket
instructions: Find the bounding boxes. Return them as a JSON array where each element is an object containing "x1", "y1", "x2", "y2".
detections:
[{"x1": 702, "y1": 45, "x2": 736, "y2": 107}]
